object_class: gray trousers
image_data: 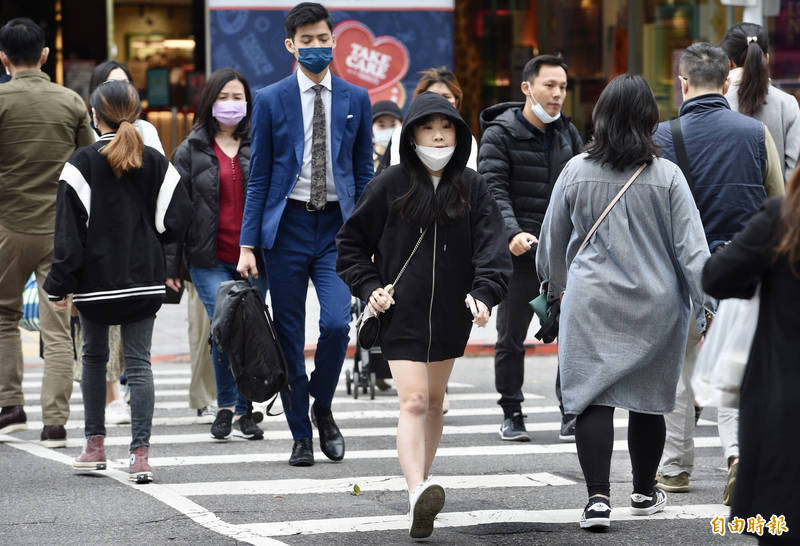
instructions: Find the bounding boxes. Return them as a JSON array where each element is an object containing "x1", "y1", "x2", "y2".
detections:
[
  {"x1": 660, "y1": 316, "x2": 739, "y2": 477},
  {"x1": 80, "y1": 313, "x2": 155, "y2": 451}
]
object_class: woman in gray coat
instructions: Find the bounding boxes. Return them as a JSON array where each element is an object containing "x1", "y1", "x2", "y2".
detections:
[
  {"x1": 536, "y1": 74, "x2": 713, "y2": 532},
  {"x1": 723, "y1": 22, "x2": 800, "y2": 182}
]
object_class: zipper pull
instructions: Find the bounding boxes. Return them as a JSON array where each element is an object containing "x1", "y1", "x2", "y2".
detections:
[{"x1": 443, "y1": 243, "x2": 447, "y2": 252}]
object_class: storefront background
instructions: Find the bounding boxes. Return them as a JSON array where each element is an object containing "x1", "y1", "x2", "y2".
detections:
[
  {"x1": 455, "y1": 0, "x2": 800, "y2": 138},
  {"x1": 209, "y1": 0, "x2": 454, "y2": 112}
]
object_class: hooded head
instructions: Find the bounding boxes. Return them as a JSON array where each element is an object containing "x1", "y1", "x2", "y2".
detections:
[
  {"x1": 394, "y1": 92, "x2": 472, "y2": 226},
  {"x1": 399, "y1": 91, "x2": 473, "y2": 174}
]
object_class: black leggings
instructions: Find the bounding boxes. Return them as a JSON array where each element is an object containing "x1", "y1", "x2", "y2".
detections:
[{"x1": 575, "y1": 405, "x2": 666, "y2": 497}]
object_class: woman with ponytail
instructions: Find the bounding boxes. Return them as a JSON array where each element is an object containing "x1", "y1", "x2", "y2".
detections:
[
  {"x1": 44, "y1": 80, "x2": 191, "y2": 483},
  {"x1": 722, "y1": 22, "x2": 800, "y2": 181},
  {"x1": 702, "y1": 167, "x2": 800, "y2": 542}
]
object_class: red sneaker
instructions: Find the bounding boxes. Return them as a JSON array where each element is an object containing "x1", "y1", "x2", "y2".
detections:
[
  {"x1": 129, "y1": 446, "x2": 153, "y2": 483},
  {"x1": 73, "y1": 435, "x2": 107, "y2": 470}
]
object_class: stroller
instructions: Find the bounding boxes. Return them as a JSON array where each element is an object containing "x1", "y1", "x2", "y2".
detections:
[{"x1": 345, "y1": 297, "x2": 392, "y2": 400}]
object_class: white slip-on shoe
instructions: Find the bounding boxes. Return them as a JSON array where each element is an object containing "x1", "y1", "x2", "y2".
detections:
[{"x1": 408, "y1": 478, "x2": 445, "y2": 539}]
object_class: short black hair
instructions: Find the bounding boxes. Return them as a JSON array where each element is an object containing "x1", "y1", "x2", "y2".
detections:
[
  {"x1": 585, "y1": 74, "x2": 658, "y2": 171},
  {"x1": 0, "y1": 18, "x2": 45, "y2": 66},
  {"x1": 679, "y1": 42, "x2": 729, "y2": 90},
  {"x1": 192, "y1": 67, "x2": 252, "y2": 142},
  {"x1": 522, "y1": 54, "x2": 568, "y2": 83},
  {"x1": 284, "y1": 2, "x2": 333, "y2": 40}
]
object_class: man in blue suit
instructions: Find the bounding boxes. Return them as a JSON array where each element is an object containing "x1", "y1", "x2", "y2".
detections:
[{"x1": 237, "y1": 2, "x2": 373, "y2": 466}]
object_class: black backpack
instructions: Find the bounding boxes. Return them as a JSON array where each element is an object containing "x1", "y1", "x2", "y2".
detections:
[{"x1": 210, "y1": 279, "x2": 289, "y2": 409}]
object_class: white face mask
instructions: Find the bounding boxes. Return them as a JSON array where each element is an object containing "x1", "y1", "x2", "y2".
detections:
[
  {"x1": 373, "y1": 127, "x2": 395, "y2": 147},
  {"x1": 414, "y1": 144, "x2": 456, "y2": 172},
  {"x1": 529, "y1": 93, "x2": 561, "y2": 124}
]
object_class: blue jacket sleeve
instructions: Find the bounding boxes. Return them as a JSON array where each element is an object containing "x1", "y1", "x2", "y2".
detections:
[
  {"x1": 240, "y1": 90, "x2": 273, "y2": 248},
  {"x1": 352, "y1": 88, "x2": 375, "y2": 203}
]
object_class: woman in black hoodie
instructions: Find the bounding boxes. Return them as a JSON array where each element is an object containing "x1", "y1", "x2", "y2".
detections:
[{"x1": 336, "y1": 92, "x2": 511, "y2": 539}]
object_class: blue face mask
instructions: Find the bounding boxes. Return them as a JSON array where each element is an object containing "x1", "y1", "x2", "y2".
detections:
[{"x1": 296, "y1": 46, "x2": 333, "y2": 75}]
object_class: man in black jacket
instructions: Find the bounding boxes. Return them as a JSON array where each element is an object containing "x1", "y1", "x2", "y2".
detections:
[{"x1": 479, "y1": 54, "x2": 582, "y2": 442}]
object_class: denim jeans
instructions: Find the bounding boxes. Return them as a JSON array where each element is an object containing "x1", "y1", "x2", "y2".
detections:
[
  {"x1": 80, "y1": 313, "x2": 154, "y2": 451},
  {"x1": 190, "y1": 260, "x2": 268, "y2": 416}
]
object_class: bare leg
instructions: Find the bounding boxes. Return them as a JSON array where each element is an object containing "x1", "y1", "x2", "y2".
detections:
[
  {"x1": 105, "y1": 381, "x2": 118, "y2": 406},
  {"x1": 424, "y1": 358, "x2": 455, "y2": 479},
  {"x1": 389, "y1": 360, "x2": 429, "y2": 492}
]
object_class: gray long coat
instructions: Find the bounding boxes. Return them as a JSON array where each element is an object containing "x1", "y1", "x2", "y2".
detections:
[{"x1": 536, "y1": 154, "x2": 712, "y2": 415}]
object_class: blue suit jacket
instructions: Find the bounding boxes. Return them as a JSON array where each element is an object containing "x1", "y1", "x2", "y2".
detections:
[{"x1": 240, "y1": 72, "x2": 374, "y2": 249}]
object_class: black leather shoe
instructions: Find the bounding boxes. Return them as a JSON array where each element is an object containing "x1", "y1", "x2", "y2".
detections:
[
  {"x1": 289, "y1": 438, "x2": 314, "y2": 467},
  {"x1": 311, "y1": 403, "x2": 345, "y2": 461}
]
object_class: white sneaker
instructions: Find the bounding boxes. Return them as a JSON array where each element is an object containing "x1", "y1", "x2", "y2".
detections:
[
  {"x1": 408, "y1": 478, "x2": 445, "y2": 539},
  {"x1": 442, "y1": 393, "x2": 450, "y2": 415},
  {"x1": 195, "y1": 406, "x2": 217, "y2": 424},
  {"x1": 106, "y1": 399, "x2": 131, "y2": 425}
]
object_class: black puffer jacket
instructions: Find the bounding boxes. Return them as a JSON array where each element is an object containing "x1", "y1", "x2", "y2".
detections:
[
  {"x1": 479, "y1": 102, "x2": 582, "y2": 247},
  {"x1": 337, "y1": 92, "x2": 512, "y2": 362},
  {"x1": 171, "y1": 129, "x2": 250, "y2": 268}
]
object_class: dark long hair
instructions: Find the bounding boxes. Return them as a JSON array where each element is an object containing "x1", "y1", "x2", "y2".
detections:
[
  {"x1": 777, "y1": 167, "x2": 800, "y2": 278},
  {"x1": 585, "y1": 74, "x2": 658, "y2": 171},
  {"x1": 89, "y1": 61, "x2": 133, "y2": 96},
  {"x1": 396, "y1": 114, "x2": 469, "y2": 226},
  {"x1": 192, "y1": 67, "x2": 252, "y2": 141},
  {"x1": 90, "y1": 80, "x2": 143, "y2": 177},
  {"x1": 721, "y1": 23, "x2": 769, "y2": 117}
]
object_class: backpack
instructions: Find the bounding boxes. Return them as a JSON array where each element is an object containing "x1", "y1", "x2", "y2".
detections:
[{"x1": 210, "y1": 279, "x2": 289, "y2": 408}]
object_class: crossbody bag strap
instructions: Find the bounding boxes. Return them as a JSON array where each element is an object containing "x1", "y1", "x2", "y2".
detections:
[
  {"x1": 576, "y1": 163, "x2": 647, "y2": 256},
  {"x1": 392, "y1": 226, "x2": 429, "y2": 287},
  {"x1": 669, "y1": 118, "x2": 694, "y2": 186}
]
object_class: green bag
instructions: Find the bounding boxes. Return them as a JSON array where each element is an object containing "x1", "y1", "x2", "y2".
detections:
[{"x1": 529, "y1": 293, "x2": 548, "y2": 323}]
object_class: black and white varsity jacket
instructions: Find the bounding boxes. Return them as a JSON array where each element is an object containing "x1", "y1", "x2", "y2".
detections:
[{"x1": 44, "y1": 134, "x2": 192, "y2": 325}]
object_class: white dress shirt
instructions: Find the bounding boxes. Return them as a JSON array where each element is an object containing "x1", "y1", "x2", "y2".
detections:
[{"x1": 289, "y1": 68, "x2": 337, "y2": 202}]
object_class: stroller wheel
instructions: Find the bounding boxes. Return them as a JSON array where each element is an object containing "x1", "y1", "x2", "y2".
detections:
[
  {"x1": 369, "y1": 372, "x2": 376, "y2": 400},
  {"x1": 345, "y1": 369, "x2": 352, "y2": 395}
]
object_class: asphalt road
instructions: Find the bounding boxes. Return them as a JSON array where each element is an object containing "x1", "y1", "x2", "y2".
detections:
[{"x1": 2, "y1": 345, "x2": 756, "y2": 545}]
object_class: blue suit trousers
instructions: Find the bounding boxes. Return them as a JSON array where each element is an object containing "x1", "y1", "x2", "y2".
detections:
[{"x1": 265, "y1": 205, "x2": 351, "y2": 440}]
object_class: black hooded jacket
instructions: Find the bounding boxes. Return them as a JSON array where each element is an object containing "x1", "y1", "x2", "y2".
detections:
[
  {"x1": 336, "y1": 92, "x2": 512, "y2": 362},
  {"x1": 479, "y1": 102, "x2": 582, "y2": 252}
]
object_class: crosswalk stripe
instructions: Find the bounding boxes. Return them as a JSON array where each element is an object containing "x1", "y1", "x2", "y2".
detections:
[
  {"x1": 162, "y1": 472, "x2": 575, "y2": 497},
  {"x1": 22, "y1": 390, "x2": 543, "y2": 404},
  {"x1": 22, "y1": 369, "x2": 193, "y2": 379},
  {"x1": 24, "y1": 403, "x2": 565, "y2": 418},
  {"x1": 234, "y1": 504, "x2": 729, "y2": 537},
  {"x1": 0, "y1": 435, "x2": 288, "y2": 546},
  {"x1": 59, "y1": 421, "x2": 636, "y2": 447},
  {"x1": 134, "y1": 437, "x2": 723, "y2": 467},
  {"x1": 24, "y1": 415, "x2": 720, "y2": 433}
]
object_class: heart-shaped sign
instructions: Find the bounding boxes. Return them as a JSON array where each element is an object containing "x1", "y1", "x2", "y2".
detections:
[{"x1": 331, "y1": 20, "x2": 410, "y2": 96}]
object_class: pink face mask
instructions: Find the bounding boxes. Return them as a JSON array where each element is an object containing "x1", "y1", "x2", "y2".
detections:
[{"x1": 212, "y1": 100, "x2": 247, "y2": 127}]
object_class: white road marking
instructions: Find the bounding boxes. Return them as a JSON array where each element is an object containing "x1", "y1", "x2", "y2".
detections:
[
  {"x1": 235, "y1": 505, "x2": 730, "y2": 536},
  {"x1": 25, "y1": 415, "x2": 721, "y2": 434},
  {"x1": 20, "y1": 377, "x2": 474, "y2": 390},
  {"x1": 0, "y1": 434, "x2": 287, "y2": 546},
  {"x1": 58, "y1": 421, "x2": 628, "y2": 447},
  {"x1": 22, "y1": 390, "x2": 542, "y2": 405},
  {"x1": 162, "y1": 472, "x2": 575, "y2": 497},
  {"x1": 139, "y1": 437, "x2": 723, "y2": 468}
]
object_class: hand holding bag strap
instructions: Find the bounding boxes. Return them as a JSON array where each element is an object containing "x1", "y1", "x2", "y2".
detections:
[{"x1": 576, "y1": 162, "x2": 647, "y2": 256}]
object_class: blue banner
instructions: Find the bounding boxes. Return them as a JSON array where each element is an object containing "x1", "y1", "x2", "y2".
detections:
[{"x1": 210, "y1": 6, "x2": 453, "y2": 111}]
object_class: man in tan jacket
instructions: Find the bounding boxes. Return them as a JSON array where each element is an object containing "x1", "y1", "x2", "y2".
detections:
[{"x1": 0, "y1": 18, "x2": 95, "y2": 446}]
